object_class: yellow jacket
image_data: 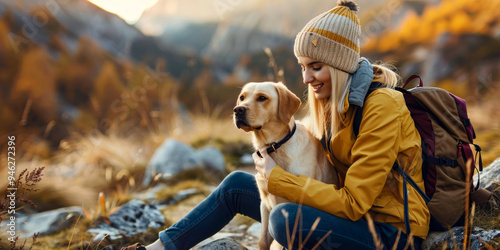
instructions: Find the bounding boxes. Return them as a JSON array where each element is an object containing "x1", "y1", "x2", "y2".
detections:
[{"x1": 268, "y1": 87, "x2": 430, "y2": 238}]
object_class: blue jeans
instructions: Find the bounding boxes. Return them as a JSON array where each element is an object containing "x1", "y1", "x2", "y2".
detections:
[
  {"x1": 270, "y1": 203, "x2": 422, "y2": 250},
  {"x1": 158, "y1": 171, "x2": 421, "y2": 250}
]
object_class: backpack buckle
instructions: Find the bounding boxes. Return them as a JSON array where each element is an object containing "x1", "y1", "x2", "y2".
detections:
[
  {"x1": 457, "y1": 140, "x2": 463, "y2": 158},
  {"x1": 439, "y1": 158, "x2": 457, "y2": 167}
]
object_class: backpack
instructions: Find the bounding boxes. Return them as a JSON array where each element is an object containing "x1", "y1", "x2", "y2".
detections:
[{"x1": 353, "y1": 75, "x2": 485, "y2": 234}]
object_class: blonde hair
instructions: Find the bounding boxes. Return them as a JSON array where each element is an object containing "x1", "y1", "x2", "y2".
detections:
[
  {"x1": 306, "y1": 62, "x2": 401, "y2": 139},
  {"x1": 373, "y1": 63, "x2": 401, "y2": 88}
]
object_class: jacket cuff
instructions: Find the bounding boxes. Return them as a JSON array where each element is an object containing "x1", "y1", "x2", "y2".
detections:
[
  {"x1": 268, "y1": 166, "x2": 307, "y2": 201},
  {"x1": 268, "y1": 166, "x2": 284, "y2": 195}
]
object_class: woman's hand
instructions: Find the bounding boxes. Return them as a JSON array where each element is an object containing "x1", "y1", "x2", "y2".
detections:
[{"x1": 252, "y1": 150, "x2": 277, "y2": 179}]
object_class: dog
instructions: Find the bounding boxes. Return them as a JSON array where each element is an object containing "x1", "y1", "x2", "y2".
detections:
[{"x1": 233, "y1": 81, "x2": 338, "y2": 250}]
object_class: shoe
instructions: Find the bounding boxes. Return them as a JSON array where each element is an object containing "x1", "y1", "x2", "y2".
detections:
[{"x1": 120, "y1": 243, "x2": 146, "y2": 250}]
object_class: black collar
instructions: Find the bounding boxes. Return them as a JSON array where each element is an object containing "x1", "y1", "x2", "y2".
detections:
[{"x1": 256, "y1": 123, "x2": 297, "y2": 158}]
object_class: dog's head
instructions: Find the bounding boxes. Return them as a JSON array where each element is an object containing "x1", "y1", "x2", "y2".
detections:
[{"x1": 233, "y1": 82, "x2": 301, "y2": 132}]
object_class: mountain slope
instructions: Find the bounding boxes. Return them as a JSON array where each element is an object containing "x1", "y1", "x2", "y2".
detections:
[
  {"x1": 0, "y1": 0, "x2": 200, "y2": 152},
  {"x1": 136, "y1": 0, "x2": 442, "y2": 77}
]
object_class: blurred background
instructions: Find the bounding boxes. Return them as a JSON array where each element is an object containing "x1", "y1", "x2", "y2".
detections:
[{"x1": 0, "y1": 0, "x2": 499, "y2": 248}]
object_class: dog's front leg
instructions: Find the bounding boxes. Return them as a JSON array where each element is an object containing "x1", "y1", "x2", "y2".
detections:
[{"x1": 258, "y1": 202, "x2": 274, "y2": 250}]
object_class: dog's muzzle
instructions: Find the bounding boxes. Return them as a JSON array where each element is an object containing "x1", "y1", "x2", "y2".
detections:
[
  {"x1": 234, "y1": 106, "x2": 246, "y2": 117},
  {"x1": 233, "y1": 106, "x2": 248, "y2": 129}
]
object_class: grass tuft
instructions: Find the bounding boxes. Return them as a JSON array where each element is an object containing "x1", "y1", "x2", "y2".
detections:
[
  {"x1": 154, "y1": 179, "x2": 213, "y2": 204},
  {"x1": 474, "y1": 184, "x2": 500, "y2": 230}
]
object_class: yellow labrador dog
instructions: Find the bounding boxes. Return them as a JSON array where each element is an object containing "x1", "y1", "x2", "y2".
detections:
[{"x1": 233, "y1": 82, "x2": 338, "y2": 250}]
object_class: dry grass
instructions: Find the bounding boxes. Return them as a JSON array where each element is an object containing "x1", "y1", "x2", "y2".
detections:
[
  {"x1": 174, "y1": 113, "x2": 250, "y2": 146},
  {"x1": 470, "y1": 129, "x2": 500, "y2": 168},
  {"x1": 366, "y1": 213, "x2": 384, "y2": 250},
  {"x1": 2, "y1": 109, "x2": 250, "y2": 207},
  {"x1": 0, "y1": 166, "x2": 44, "y2": 249},
  {"x1": 4, "y1": 108, "x2": 254, "y2": 248},
  {"x1": 32, "y1": 220, "x2": 166, "y2": 250},
  {"x1": 154, "y1": 179, "x2": 213, "y2": 204},
  {"x1": 473, "y1": 184, "x2": 500, "y2": 230},
  {"x1": 160, "y1": 194, "x2": 207, "y2": 225},
  {"x1": 467, "y1": 101, "x2": 500, "y2": 168}
]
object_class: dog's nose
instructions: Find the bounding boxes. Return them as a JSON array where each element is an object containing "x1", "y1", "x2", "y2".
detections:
[{"x1": 234, "y1": 106, "x2": 246, "y2": 116}]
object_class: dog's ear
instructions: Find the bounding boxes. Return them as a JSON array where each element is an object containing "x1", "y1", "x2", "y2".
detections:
[{"x1": 274, "y1": 82, "x2": 301, "y2": 124}]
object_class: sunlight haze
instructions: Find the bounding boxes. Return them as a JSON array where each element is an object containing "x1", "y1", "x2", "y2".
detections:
[{"x1": 88, "y1": 0, "x2": 158, "y2": 24}]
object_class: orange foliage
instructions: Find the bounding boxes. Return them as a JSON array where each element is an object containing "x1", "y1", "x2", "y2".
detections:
[
  {"x1": 9, "y1": 47, "x2": 58, "y2": 123},
  {"x1": 0, "y1": 12, "x2": 181, "y2": 152},
  {"x1": 93, "y1": 61, "x2": 124, "y2": 120},
  {"x1": 378, "y1": 30, "x2": 400, "y2": 53},
  {"x1": 421, "y1": 5, "x2": 441, "y2": 25},
  {"x1": 0, "y1": 96, "x2": 18, "y2": 133},
  {"x1": 362, "y1": 37, "x2": 377, "y2": 52},
  {"x1": 398, "y1": 11, "x2": 419, "y2": 44},
  {"x1": 364, "y1": 0, "x2": 500, "y2": 52},
  {"x1": 449, "y1": 11, "x2": 472, "y2": 34},
  {"x1": 435, "y1": 19, "x2": 449, "y2": 37},
  {"x1": 436, "y1": 79, "x2": 468, "y2": 100},
  {"x1": 0, "y1": 19, "x2": 10, "y2": 54}
]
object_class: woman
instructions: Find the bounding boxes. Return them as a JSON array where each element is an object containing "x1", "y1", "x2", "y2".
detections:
[
  {"x1": 256, "y1": 0, "x2": 430, "y2": 248},
  {"x1": 122, "y1": 1, "x2": 429, "y2": 249}
]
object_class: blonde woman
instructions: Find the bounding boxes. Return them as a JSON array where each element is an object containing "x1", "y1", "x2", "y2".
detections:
[
  {"x1": 254, "y1": 1, "x2": 430, "y2": 249},
  {"x1": 122, "y1": 1, "x2": 429, "y2": 249}
]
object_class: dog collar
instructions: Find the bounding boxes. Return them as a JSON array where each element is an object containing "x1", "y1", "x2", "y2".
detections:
[{"x1": 256, "y1": 123, "x2": 297, "y2": 158}]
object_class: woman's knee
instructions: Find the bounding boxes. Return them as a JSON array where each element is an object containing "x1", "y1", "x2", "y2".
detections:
[
  {"x1": 269, "y1": 203, "x2": 300, "y2": 244},
  {"x1": 218, "y1": 171, "x2": 255, "y2": 194}
]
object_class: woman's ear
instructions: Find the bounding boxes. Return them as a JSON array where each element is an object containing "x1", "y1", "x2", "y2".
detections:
[{"x1": 274, "y1": 82, "x2": 302, "y2": 124}]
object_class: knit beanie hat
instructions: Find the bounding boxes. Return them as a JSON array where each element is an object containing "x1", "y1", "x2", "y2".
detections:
[{"x1": 294, "y1": 0, "x2": 361, "y2": 74}]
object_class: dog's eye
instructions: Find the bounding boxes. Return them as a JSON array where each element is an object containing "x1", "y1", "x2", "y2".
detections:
[
  {"x1": 239, "y1": 95, "x2": 244, "y2": 101},
  {"x1": 257, "y1": 96, "x2": 267, "y2": 102}
]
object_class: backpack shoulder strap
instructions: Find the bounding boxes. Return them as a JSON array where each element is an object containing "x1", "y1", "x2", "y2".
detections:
[{"x1": 353, "y1": 81, "x2": 384, "y2": 137}]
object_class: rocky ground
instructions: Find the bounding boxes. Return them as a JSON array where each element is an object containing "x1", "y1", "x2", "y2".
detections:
[{"x1": 3, "y1": 139, "x2": 499, "y2": 249}]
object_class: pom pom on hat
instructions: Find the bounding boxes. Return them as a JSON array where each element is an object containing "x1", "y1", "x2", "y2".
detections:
[
  {"x1": 337, "y1": 0, "x2": 359, "y2": 12},
  {"x1": 294, "y1": 0, "x2": 361, "y2": 73}
]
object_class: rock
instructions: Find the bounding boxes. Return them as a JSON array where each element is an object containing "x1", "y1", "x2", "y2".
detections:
[
  {"x1": 132, "y1": 184, "x2": 167, "y2": 202},
  {"x1": 239, "y1": 154, "x2": 254, "y2": 165},
  {"x1": 168, "y1": 188, "x2": 201, "y2": 205},
  {"x1": 195, "y1": 232, "x2": 246, "y2": 249},
  {"x1": 195, "y1": 146, "x2": 226, "y2": 172},
  {"x1": 87, "y1": 199, "x2": 165, "y2": 241},
  {"x1": 423, "y1": 226, "x2": 500, "y2": 250},
  {"x1": 108, "y1": 200, "x2": 165, "y2": 236},
  {"x1": 87, "y1": 223, "x2": 123, "y2": 241},
  {"x1": 474, "y1": 157, "x2": 500, "y2": 190},
  {"x1": 246, "y1": 222, "x2": 261, "y2": 238},
  {"x1": 142, "y1": 139, "x2": 202, "y2": 186},
  {"x1": 195, "y1": 237, "x2": 247, "y2": 250},
  {"x1": 6, "y1": 206, "x2": 83, "y2": 237},
  {"x1": 142, "y1": 139, "x2": 226, "y2": 186},
  {"x1": 421, "y1": 33, "x2": 453, "y2": 85}
]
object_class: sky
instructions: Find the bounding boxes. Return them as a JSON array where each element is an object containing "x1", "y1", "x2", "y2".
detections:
[{"x1": 88, "y1": 0, "x2": 159, "y2": 24}]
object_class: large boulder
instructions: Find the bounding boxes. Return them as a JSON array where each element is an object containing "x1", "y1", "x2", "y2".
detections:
[
  {"x1": 423, "y1": 226, "x2": 500, "y2": 250},
  {"x1": 4, "y1": 206, "x2": 83, "y2": 237},
  {"x1": 196, "y1": 147, "x2": 226, "y2": 172},
  {"x1": 142, "y1": 139, "x2": 226, "y2": 186},
  {"x1": 474, "y1": 157, "x2": 500, "y2": 190}
]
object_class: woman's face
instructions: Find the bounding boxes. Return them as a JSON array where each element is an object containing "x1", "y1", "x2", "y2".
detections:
[{"x1": 298, "y1": 56, "x2": 332, "y2": 100}]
